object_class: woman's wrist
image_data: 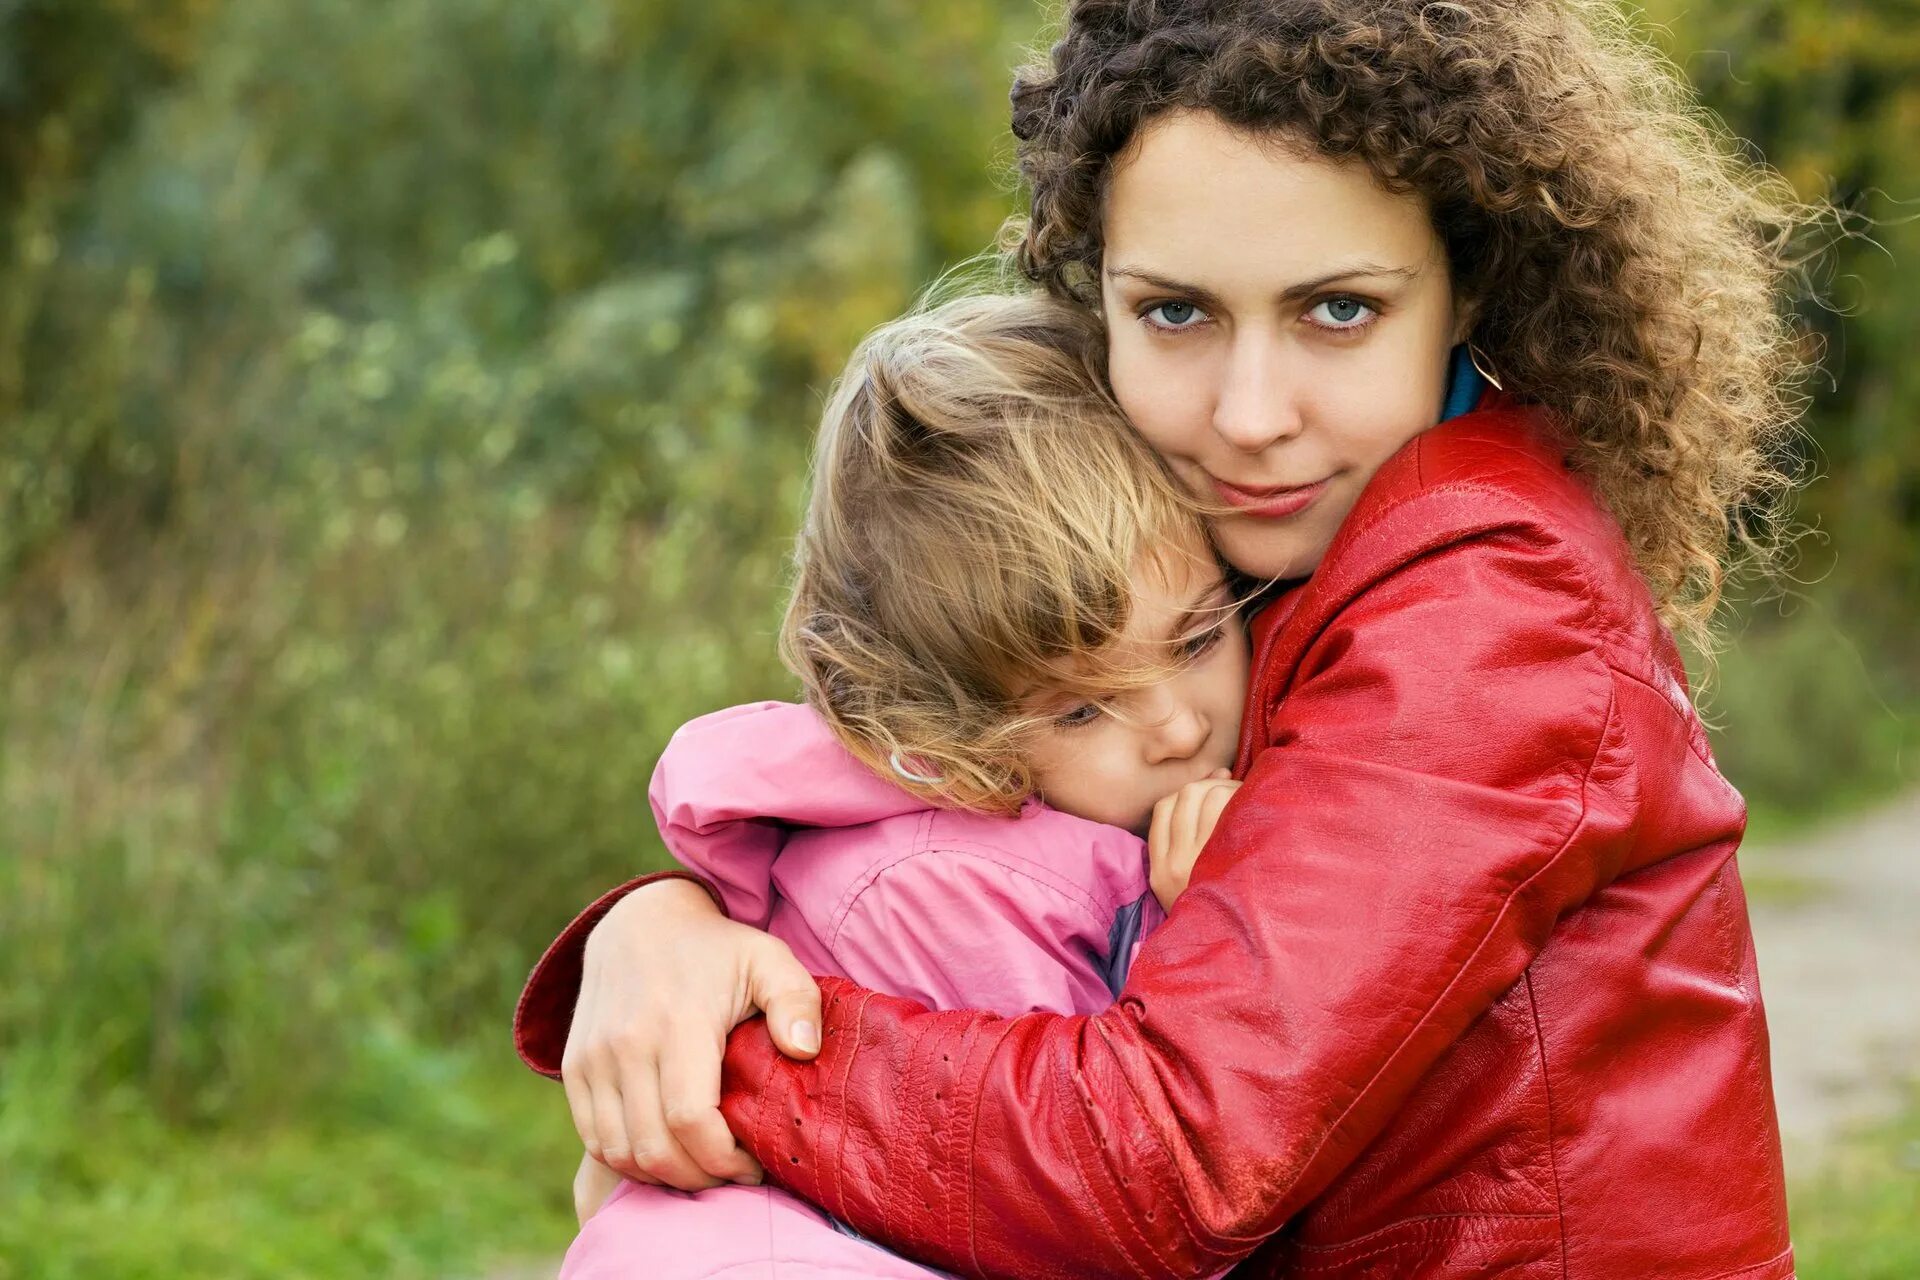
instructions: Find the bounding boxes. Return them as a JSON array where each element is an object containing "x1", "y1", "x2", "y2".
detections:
[
  {"x1": 588, "y1": 874, "x2": 724, "y2": 957},
  {"x1": 514, "y1": 868, "x2": 727, "y2": 1079}
]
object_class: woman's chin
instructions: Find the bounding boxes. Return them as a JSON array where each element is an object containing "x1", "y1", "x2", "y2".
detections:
[{"x1": 1214, "y1": 527, "x2": 1328, "y2": 586}]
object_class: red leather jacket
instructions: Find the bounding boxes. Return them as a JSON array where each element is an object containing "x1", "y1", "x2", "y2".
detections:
[{"x1": 516, "y1": 394, "x2": 1793, "y2": 1279}]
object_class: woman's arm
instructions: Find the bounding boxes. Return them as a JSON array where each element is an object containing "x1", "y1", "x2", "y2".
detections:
[
  {"x1": 517, "y1": 871, "x2": 821, "y2": 1190},
  {"x1": 715, "y1": 525, "x2": 1638, "y2": 1278}
]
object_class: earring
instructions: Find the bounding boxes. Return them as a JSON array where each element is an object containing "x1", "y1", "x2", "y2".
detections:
[
  {"x1": 889, "y1": 749, "x2": 942, "y2": 786},
  {"x1": 1466, "y1": 342, "x2": 1504, "y2": 392}
]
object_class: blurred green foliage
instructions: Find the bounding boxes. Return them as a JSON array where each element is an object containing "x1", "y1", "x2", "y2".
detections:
[{"x1": 0, "y1": 0, "x2": 1914, "y2": 1273}]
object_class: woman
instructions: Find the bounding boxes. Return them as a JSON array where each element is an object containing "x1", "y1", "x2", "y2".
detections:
[{"x1": 517, "y1": 2, "x2": 1810, "y2": 1275}]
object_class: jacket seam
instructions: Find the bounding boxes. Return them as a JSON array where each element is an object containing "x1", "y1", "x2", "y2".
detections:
[
  {"x1": 1610, "y1": 662, "x2": 1727, "y2": 775},
  {"x1": 1044, "y1": 1031, "x2": 1168, "y2": 1280},
  {"x1": 1087, "y1": 1013, "x2": 1244, "y2": 1273},
  {"x1": 1285, "y1": 1215, "x2": 1564, "y2": 1273},
  {"x1": 1332, "y1": 480, "x2": 1606, "y2": 642},
  {"x1": 1288, "y1": 1209, "x2": 1561, "y2": 1253},
  {"x1": 1522, "y1": 970, "x2": 1571, "y2": 1277},
  {"x1": 1257, "y1": 673, "x2": 1616, "y2": 1256},
  {"x1": 1702, "y1": 1242, "x2": 1796, "y2": 1280}
]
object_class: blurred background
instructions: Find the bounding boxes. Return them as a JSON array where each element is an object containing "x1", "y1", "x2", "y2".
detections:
[{"x1": 0, "y1": 1, "x2": 1913, "y2": 1276}]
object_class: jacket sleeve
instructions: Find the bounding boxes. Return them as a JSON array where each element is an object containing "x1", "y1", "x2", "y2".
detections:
[
  {"x1": 718, "y1": 525, "x2": 1636, "y2": 1279},
  {"x1": 512, "y1": 868, "x2": 725, "y2": 1078}
]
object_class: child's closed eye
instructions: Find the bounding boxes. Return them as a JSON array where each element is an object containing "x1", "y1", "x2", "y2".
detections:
[
  {"x1": 1053, "y1": 702, "x2": 1103, "y2": 730},
  {"x1": 1177, "y1": 625, "x2": 1227, "y2": 661}
]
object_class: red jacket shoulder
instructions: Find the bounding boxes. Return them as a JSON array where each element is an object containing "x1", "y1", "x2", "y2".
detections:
[{"x1": 1309, "y1": 393, "x2": 1654, "y2": 647}]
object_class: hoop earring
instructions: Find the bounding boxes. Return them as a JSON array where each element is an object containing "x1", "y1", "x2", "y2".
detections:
[
  {"x1": 1466, "y1": 342, "x2": 1504, "y2": 392},
  {"x1": 889, "y1": 749, "x2": 942, "y2": 786}
]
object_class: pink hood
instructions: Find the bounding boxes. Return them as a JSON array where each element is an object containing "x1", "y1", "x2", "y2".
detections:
[{"x1": 647, "y1": 700, "x2": 1163, "y2": 1018}]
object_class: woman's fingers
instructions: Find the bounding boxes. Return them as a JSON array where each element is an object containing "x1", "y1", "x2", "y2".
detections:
[
  {"x1": 747, "y1": 936, "x2": 824, "y2": 1061},
  {"x1": 618, "y1": 1053, "x2": 723, "y2": 1190},
  {"x1": 659, "y1": 1027, "x2": 765, "y2": 1185}
]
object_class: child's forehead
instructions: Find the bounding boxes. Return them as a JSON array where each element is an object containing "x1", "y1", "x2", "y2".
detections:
[{"x1": 1015, "y1": 554, "x2": 1234, "y2": 703}]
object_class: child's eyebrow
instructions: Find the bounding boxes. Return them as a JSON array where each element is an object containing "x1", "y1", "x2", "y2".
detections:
[{"x1": 1164, "y1": 580, "x2": 1232, "y2": 642}]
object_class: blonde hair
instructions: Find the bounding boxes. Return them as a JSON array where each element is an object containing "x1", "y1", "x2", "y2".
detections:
[{"x1": 781, "y1": 291, "x2": 1220, "y2": 815}]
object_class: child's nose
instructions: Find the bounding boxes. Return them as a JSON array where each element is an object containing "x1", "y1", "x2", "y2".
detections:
[{"x1": 1145, "y1": 702, "x2": 1210, "y2": 763}]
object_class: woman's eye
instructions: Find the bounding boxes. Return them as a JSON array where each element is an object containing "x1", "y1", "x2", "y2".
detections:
[
  {"x1": 1142, "y1": 301, "x2": 1209, "y2": 332},
  {"x1": 1054, "y1": 703, "x2": 1102, "y2": 730},
  {"x1": 1307, "y1": 296, "x2": 1377, "y2": 331}
]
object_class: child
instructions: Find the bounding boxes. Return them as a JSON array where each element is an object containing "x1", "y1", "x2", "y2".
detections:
[{"x1": 556, "y1": 290, "x2": 1253, "y2": 1277}]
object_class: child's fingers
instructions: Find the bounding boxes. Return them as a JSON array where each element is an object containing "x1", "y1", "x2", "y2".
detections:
[
  {"x1": 1197, "y1": 781, "x2": 1239, "y2": 850},
  {"x1": 1148, "y1": 791, "x2": 1176, "y2": 864},
  {"x1": 1178, "y1": 781, "x2": 1217, "y2": 863}
]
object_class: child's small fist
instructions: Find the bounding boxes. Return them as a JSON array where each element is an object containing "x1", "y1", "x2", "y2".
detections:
[{"x1": 1147, "y1": 768, "x2": 1241, "y2": 910}]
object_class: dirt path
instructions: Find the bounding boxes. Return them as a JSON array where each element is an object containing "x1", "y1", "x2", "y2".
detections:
[{"x1": 1742, "y1": 788, "x2": 1920, "y2": 1175}]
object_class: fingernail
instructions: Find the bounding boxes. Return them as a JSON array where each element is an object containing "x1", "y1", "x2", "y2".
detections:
[{"x1": 791, "y1": 1020, "x2": 820, "y2": 1053}]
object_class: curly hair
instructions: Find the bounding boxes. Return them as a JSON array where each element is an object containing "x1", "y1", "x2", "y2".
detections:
[
  {"x1": 781, "y1": 289, "x2": 1226, "y2": 814},
  {"x1": 1005, "y1": 0, "x2": 1821, "y2": 652}
]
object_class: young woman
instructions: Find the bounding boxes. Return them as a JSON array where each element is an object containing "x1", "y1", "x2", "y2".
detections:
[{"x1": 518, "y1": 3, "x2": 1810, "y2": 1275}]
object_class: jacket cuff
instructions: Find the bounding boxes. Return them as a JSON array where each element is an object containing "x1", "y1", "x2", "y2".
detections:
[{"x1": 513, "y1": 869, "x2": 729, "y2": 1079}]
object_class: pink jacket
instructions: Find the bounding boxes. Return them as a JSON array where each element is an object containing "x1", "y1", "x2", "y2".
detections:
[{"x1": 560, "y1": 699, "x2": 1165, "y2": 1278}]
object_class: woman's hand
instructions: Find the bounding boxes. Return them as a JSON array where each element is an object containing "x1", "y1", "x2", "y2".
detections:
[
  {"x1": 1147, "y1": 769, "x2": 1241, "y2": 911},
  {"x1": 561, "y1": 876, "x2": 823, "y2": 1191}
]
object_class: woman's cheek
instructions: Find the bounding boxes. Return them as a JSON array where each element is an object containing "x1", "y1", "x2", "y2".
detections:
[{"x1": 1113, "y1": 351, "x2": 1207, "y2": 462}]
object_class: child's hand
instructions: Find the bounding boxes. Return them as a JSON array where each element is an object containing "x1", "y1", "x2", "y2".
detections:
[
  {"x1": 574, "y1": 1150, "x2": 624, "y2": 1226},
  {"x1": 1147, "y1": 768, "x2": 1241, "y2": 910}
]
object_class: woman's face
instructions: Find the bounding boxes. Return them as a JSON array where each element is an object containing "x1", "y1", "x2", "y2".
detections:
[{"x1": 1100, "y1": 109, "x2": 1477, "y2": 582}]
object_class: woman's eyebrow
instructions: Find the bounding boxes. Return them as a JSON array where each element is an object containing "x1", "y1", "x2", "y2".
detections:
[{"x1": 1105, "y1": 261, "x2": 1421, "y2": 304}]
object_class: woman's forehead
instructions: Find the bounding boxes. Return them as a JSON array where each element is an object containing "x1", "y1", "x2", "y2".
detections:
[{"x1": 1101, "y1": 110, "x2": 1438, "y2": 292}]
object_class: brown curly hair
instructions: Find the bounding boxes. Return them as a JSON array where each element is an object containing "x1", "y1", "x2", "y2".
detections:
[{"x1": 1005, "y1": 0, "x2": 1822, "y2": 652}]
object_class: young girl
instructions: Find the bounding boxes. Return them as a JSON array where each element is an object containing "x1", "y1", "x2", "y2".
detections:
[
  {"x1": 521, "y1": 3, "x2": 1810, "y2": 1276},
  {"x1": 555, "y1": 291, "x2": 1257, "y2": 1277}
]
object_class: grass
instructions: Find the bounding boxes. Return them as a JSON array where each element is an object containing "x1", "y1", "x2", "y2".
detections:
[
  {"x1": 1792, "y1": 1089, "x2": 1920, "y2": 1280},
  {"x1": 0, "y1": 1038, "x2": 578, "y2": 1280}
]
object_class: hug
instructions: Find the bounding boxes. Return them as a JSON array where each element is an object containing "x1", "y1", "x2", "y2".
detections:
[{"x1": 514, "y1": 1, "x2": 1807, "y2": 1276}]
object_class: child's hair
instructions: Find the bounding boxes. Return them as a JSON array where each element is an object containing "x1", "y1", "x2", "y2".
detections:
[
  {"x1": 780, "y1": 290, "x2": 1221, "y2": 815},
  {"x1": 1005, "y1": 0, "x2": 1825, "y2": 653}
]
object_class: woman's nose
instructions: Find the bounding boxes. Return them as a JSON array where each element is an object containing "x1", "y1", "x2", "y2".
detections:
[{"x1": 1212, "y1": 334, "x2": 1304, "y2": 453}]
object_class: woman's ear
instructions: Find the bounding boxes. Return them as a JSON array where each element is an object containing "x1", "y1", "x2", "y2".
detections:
[{"x1": 1449, "y1": 292, "x2": 1481, "y2": 346}]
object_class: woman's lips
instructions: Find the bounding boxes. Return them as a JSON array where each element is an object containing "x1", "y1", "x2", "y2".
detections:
[{"x1": 1209, "y1": 474, "x2": 1330, "y2": 519}]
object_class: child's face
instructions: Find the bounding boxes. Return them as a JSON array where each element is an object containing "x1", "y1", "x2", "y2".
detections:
[
  {"x1": 1023, "y1": 543, "x2": 1249, "y2": 836},
  {"x1": 1099, "y1": 109, "x2": 1478, "y2": 583}
]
